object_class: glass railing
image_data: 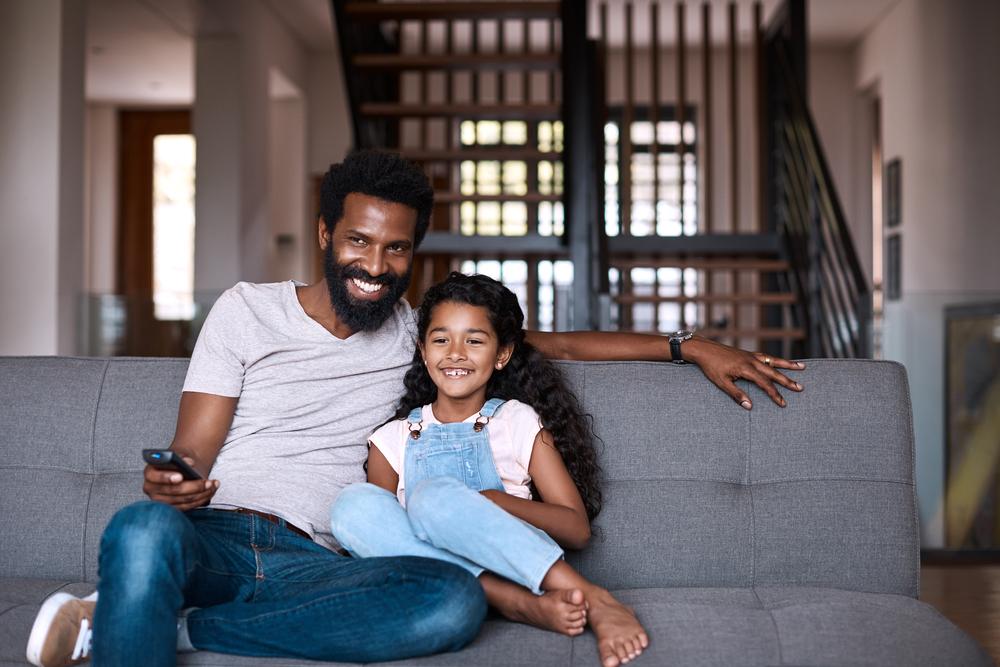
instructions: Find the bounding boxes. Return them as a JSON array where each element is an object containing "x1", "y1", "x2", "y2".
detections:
[{"x1": 77, "y1": 291, "x2": 224, "y2": 357}]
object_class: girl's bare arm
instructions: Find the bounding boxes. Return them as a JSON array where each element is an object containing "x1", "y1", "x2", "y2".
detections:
[
  {"x1": 366, "y1": 444, "x2": 400, "y2": 494},
  {"x1": 480, "y1": 429, "x2": 592, "y2": 550}
]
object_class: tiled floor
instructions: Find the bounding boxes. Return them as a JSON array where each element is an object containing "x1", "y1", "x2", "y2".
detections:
[{"x1": 921, "y1": 564, "x2": 1000, "y2": 663}]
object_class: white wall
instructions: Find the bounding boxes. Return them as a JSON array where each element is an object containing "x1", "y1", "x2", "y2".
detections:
[
  {"x1": 193, "y1": 0, "x2": 310, "y2": 293},
  {"x1": 84, "y1": 104, "x2": 117, "y2": 294},
  {"x1": 854, "y1": 0, "x2": 1000, "y2": 546},
  {"x1": 0, "y1": 0, "x2": 84, "y2": 355},
  {"x1": 306, "y1": 54, "x2": 353, "y2": 176}
]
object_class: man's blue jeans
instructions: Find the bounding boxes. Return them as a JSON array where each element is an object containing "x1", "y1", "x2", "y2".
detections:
[{"x1": 92, "y1": 501, "x2": 486, "y2": 666}]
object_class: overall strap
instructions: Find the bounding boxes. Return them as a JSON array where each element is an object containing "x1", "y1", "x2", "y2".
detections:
[
  {"x1": 479, "y1": 398, "x2": 506, "y2": 418},
  {"x1": 405, "y1": 406, "x2": 425, "y2": 439}
]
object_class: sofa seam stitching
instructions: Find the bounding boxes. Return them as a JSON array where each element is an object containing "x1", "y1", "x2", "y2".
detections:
[
  {"x1": 899, "y1": 365, "x2": 921, "y2": 599},
  {"x1": 81, "y1": 359, "x2": 110, "y2": 581},
  {"x1": 601, "y1": 476, "x2": 912, "y2": 486},
  {"x1": 753, "y1": 586, "x2": 784, "y2": 665},
  {"x1": 746, "y1": 379, "x2": 756, "y2": 588}
]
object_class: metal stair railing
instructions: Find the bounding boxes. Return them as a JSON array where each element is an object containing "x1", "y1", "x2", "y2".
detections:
[{"x1": 771, "y1": 39, "x2": 872, "y2": 358}]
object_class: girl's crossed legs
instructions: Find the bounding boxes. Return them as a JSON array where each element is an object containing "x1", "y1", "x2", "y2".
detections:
[{"x1": 330, "y1": 478, "x2": 648, "y2": 666}]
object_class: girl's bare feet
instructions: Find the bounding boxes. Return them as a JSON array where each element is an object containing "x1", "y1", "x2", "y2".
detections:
[
  {"x1": 482, "y1": 574, "x2": 588, "y2": 636},
  {"x1": 539, "y1": 560, "x2": 650, "y2": 665},
  {"x1": 585, "y1": 588, "x2": 649, "y2": 666}
]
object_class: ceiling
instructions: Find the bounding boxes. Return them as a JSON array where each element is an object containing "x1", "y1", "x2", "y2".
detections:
[{"x1": 85, "y1": 0, "x2": 898, "y2": 104}]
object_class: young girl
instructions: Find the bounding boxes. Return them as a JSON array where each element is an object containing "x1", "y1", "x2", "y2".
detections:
[{"x1": 330, "y1": 272, "x2": 649, "y2": 667}]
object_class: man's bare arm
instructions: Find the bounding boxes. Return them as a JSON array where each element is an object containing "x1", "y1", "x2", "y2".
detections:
[
  {"x1": 524, "y1": 330, "x2": 805, "y2": 409},
  {"x1": 142, "y1": 391, "x2": 237, "y2": 511}
]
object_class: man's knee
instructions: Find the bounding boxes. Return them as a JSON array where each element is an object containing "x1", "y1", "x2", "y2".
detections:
[
  {"x1": 411, "y1": 560, "x2": 486, "y2": 652},
  {"x1": 99, "y1": 501, "x2": 189, "y2": 583}
]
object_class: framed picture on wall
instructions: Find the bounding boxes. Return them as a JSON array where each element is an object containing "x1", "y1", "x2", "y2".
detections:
[
  {"x1": 886, "y1": 234, "x2": 901, "y2": 301},
  {"x1": 885, "y1": 158, "x2": 901, "y2": 228},
  {"x1": 944, "y1": 301, "x2": 1000, "y2": 550}
]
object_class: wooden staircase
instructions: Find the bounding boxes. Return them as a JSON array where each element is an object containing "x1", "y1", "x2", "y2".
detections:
[{"x1": 331, "y1": 0, "x2": 856, "y2": 358}]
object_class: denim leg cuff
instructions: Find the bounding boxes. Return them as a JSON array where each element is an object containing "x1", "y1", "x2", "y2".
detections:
[{"x1": 526, "y1": 543, "x2": 565, "y2": 595}]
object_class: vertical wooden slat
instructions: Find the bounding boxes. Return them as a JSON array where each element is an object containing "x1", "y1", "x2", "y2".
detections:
[
  {"x1": 677, "y1": 2, "x2": 687, "y2": 328},
  {"x1": 650, "y1": 2, "x2": 661, "y2": 333},
  {"x1": 471, "y1": 19, "x2": 480, "y2": 235},
  {"x1": 728, "y1": 2, "x2": 740, "y2": 346},
  {"x1": 702, "y1": 2, "x2": 714, "y2": 329},
  {"x1": 549, "y1": 17, "x2": 558, "y2": 103},
  {"x1": 420, "y1": 20, "x2": 429, "y2": 149},
  {"x1": 753, "y1": 2, "x2": 765, "y2": 351},
  {"x1": 498, "y1": 18, "x2": 506, "y2": 234},
  {"x1": 622, "y1": 2, "x2": 633, "y2": 237},
  {"x1": 524, "y1": 18, "x2": 539, "y2": 236},
  {"x1": 527, "y1": 258, "x2": 538, "y2": 330},
  {"x1": 446, "y1": 19, "x2": 458, "y2": 235},
  {"x1": 621, "y1": 3, "x2": 635, "y2": 328}
]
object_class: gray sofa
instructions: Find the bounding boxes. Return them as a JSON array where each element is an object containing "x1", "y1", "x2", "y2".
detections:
[{"x1": 0, "y1": 356, "x2": 991, "y2": 666}]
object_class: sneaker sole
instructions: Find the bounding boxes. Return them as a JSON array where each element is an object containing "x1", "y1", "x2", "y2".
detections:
[{"x1": 25, "y1": 592, "x2": 75, "y2": 666}]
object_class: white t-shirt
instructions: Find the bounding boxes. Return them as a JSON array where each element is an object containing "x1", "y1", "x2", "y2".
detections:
[
  {"x1": 369, "y1": 399, "x2": 543, "y2": 506},
  {"x1": 182, "y1": 280, "x2": 418, "y2": 550}
]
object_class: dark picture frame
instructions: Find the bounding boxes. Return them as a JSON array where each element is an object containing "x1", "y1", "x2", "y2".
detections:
[
  {"x1": 885, "y1": 158, "x2": 901, "y2": 228},
  {"x1": 944, "y1": 301, "x2": 1000, "y2": 550},
  {"x1": 886, "y1": 234, "x2": 901, "y2": 301}
]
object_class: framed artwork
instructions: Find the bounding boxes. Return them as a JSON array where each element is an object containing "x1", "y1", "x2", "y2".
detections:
[
  {"x1": 885, "y1": 158, "x2": 901, "y2": 228},
  {"x1": 944, "y1": 302, "x2": 1000, "y2": 549},
  {"x1": 886, "y1": 234, "x2": 901, "y2": 301}
]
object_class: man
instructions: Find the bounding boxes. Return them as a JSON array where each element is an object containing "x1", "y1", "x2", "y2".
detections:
[{"x1": 26, "y1": 150, "x2": 803, "y2": 667}]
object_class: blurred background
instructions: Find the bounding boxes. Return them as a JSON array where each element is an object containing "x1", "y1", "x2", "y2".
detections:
[{"x1": 1, "y1": 0, "x2": 998, "y2": 557}]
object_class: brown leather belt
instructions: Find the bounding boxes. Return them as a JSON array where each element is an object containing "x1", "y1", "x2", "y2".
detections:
[{"x1": 224, "y1": 507, "x2": 310, "y2": 540}]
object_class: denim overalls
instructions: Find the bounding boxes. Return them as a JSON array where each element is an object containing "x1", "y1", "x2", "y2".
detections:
[
  {"x1": 330, "y1": 399, "x2": 564, "y2": 594},
  {"x1": 402, "y1": 398, "x2": 507, "y2": 505}
]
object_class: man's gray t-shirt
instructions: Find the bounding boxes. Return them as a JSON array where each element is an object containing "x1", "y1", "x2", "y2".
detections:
[{"x1": 182, "y1": 280, "x2": 417, "y2": 550}]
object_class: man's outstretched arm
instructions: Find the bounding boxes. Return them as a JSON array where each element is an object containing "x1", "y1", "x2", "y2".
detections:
[
  {"x1": 142, "y1": 391, "x2": 237, "y2": 511},
  {"x1": 524, "y1": 330, "x2": 804, "y2": 410}
]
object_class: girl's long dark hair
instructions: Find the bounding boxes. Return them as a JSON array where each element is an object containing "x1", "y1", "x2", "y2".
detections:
[{"x1": 397, "y1": 272, "x2": 603, "y2": 520}]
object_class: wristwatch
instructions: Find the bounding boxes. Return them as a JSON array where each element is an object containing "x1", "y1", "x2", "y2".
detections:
[{"x1": 668, "y1": 330, "x2": 695, "y2": 364}]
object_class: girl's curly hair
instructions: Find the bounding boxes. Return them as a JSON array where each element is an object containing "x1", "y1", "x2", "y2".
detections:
[{"x1": 396, "y1": 272, "x2": 603, "y2": 520}]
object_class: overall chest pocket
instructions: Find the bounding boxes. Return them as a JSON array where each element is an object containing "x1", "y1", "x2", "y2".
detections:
[{"x1": 410, "y1": 440, "x2": 485, "y2": 490}]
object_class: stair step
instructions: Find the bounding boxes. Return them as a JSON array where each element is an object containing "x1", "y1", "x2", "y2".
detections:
[
  {"x1": 607, "y1": 233, "x2": 782, "y2": 257},
  {"x1": 343, "y1": 2, "x2": 561, "y2": 21},
  {"x1": 434, "y1": 192, "x2": 561, "y2": 203},
  {"x1": 698, "y1": 328, "x2": 806, "y2": 340},
  {"x1": 614, "y1": 293, "x2": 797, "y2": 305},
  {"x1": 360, "y1": 103, "x2": 560, "y2": 119},
  {"x1": 611, "y1": 258, "x2": 790, "y2": 271},
  {"x1": 401, "y1": 148, "x2": 562, "y2": 162},
  {"x1": 353, "y1": 53, "x2": 560, "y2": 71}
]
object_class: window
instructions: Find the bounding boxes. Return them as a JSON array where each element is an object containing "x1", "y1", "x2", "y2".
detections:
[{"x1": 152, "y1": 134, "x2": 196, "y2": 321}]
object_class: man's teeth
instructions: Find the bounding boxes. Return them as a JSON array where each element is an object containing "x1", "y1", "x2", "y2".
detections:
[
  {"x1": 443, "y1": 369, "x2": 470, "y2": 377},
  {"x1": 351, "y1": 278, "x2": 383, "y2": 294}
]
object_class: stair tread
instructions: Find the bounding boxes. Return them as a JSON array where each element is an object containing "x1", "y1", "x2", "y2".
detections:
[
  {"x1": 614, "y1": 293, "x2": 797, "y2": 304},
  {"x1": 611, "y1": 258, "x2": 790, "y2": 270},
  {"x1": 343, "y1": 2, "x2": 561, "y2": 21},
  {"x1": 353, "y1": 53, "x2": 560, "y2": 70},
  {"x1": 400, "y1": 148, "x2": 562, "y2": 161},
  {"x1": 434, "y1": 192, "x2": 561, "y2": 203},
  {"x1": 361, "y1": 103, "x2": 561, "y2": 119}
]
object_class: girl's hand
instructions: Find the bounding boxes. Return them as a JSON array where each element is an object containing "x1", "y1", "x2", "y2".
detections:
[{"x1": 683, "y1": 336, "x2": 805, "y2": 410}]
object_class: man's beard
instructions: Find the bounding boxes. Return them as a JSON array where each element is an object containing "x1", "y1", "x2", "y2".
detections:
[{"x1": 324, "y1": 244, "x2": 412, "y2": 333}]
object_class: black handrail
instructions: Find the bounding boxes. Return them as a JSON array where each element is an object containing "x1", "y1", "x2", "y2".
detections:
[{"x1": 770, "y1": 38, "x2": 872, "y2": 358}]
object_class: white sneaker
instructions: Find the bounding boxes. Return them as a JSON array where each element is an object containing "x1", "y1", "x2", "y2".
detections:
[{"x1": 25, "y1": 592, "x2": 96, "y2": 667}]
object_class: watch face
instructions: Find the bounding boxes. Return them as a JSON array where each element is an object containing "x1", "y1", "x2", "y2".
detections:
[{"x1": 671, "y1": 330, "x2": 695, "y2": 341}]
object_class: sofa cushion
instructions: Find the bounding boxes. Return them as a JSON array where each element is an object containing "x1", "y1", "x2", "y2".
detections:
[{"x1": 2, "y1": 581, "x2": 987, "y2": 666}]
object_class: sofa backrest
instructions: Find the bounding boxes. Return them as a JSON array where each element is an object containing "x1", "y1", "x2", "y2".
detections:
[{"x1": 0, "y1": 357, "x2": 918, "y2": 598}]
